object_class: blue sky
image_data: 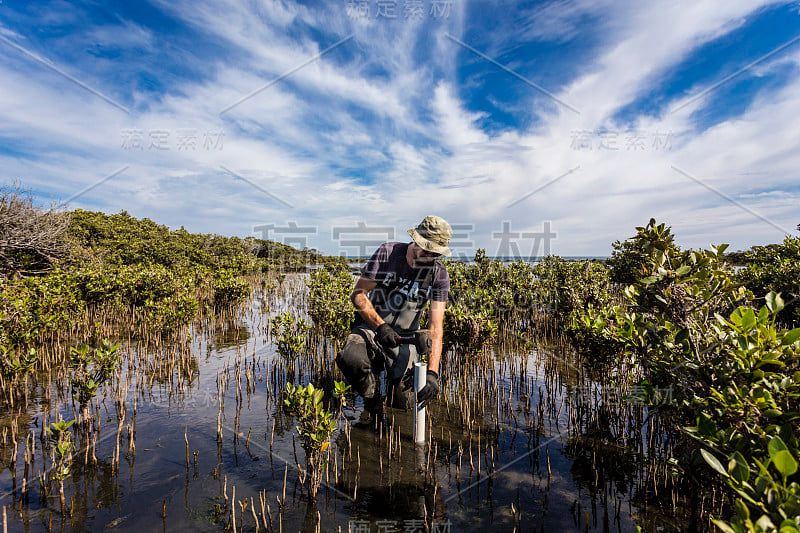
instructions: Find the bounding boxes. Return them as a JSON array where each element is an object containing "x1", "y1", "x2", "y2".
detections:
[{"x1": 1, "y1": 0, "x2": 799, "y2": 257}]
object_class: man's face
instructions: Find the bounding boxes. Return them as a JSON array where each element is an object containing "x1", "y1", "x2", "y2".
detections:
[{"x1": 412, "y1": 243, "x2": 441, "y2": 265}]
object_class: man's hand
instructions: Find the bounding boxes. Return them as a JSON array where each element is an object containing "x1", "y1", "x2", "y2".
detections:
[
  {"x1": 376, "y1": 323, "x2": 400, "y2": 350},
  {"x1": 417, "y1": 370, "x2": 439, "y2": 408}
]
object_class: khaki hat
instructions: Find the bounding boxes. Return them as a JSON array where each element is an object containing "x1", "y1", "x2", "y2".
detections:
[{"x1": 407, "y1": 215, "x2": 452, "y2": 257}]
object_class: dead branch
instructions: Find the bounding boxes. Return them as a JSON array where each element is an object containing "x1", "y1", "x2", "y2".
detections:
[{"x1": 0, "y1": 182, "x2": 71, "y2": 277}]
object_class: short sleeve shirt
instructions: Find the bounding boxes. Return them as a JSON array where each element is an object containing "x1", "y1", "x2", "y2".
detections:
[{"x1": 360, "y1": 242, "x2": 450, "y2": 302}]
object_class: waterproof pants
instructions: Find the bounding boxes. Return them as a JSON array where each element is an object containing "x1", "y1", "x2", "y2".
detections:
[{"x1": 335, "y1": 328, "x2": 415, "y2": 410}]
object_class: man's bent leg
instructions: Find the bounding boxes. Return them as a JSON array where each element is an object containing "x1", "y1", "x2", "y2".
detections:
[
  {"x1": 362, "y1": 372, "x2": 383, "y2": 415},
  {"x1": 336, "y1": 333, "x2": 378, "y2": 399}
]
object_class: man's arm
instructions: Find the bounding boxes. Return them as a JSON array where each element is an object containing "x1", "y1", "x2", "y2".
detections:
[
  {"x1": 426, "y1": 299, "x2": 445, "y2": 374},
  {"x1": 351, "y1": 276, "x2": 382, "y2": 328},
  {"x1": 415, "y1": 298, "x2": 446, "y2": 407}
]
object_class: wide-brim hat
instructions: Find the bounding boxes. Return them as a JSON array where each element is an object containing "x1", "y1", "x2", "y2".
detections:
[{"x1": 407, "y1": 215, "x2": 452, "y2": 257}]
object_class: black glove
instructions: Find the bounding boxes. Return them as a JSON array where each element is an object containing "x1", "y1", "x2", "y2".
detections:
[
  {"x1": 376, "y1": 323, "x2": 400, "y2": 350},
  {"x1": 417, "y1": 370, "x2": 439, "y2": 408},
  {"x1": 415, "y1": 330, "x2": 432, "y2": 356}
]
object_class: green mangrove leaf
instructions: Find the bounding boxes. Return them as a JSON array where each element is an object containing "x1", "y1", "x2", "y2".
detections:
[
  {"x1": 701, "y1": 449, "x2": 728, "y2": 477},
  {"x1": 756, "y1": 515, "x2": 776, "y2": 531},
  {"x1": 780, "y1": 520, "x2": 800, "y2": 533},
  {"x1": 766, "y1": 291, "x2": 785, "y2": 314},
  {"x1": 781, "y1": 328, "x2": 800, "y2": 346},
  {"x1": 697, "y1": 412, "x2": 717, "y2": 435},
  {"x1": 756, "y1": 357, "x2": 785, "y2": 369},
  {"x1": 772, "y1": 450, "x2": 798, "y2": 478},
  {"x1": 741, "y1": 309, "x2": 757, "y2": 331},
  {"x1": 728, "y1": 451, "x2": 750, "y2": 483},
  {"x1": 715, "y1": 313, "x2": 733, "y2": 328},
  {"x1": 711, "y1": 520, "x2": 736, "y2": 533},
  {"x1": 734, "y1": 499, "x2": 750, "y2": 521},
  {"x1": 769, "y1": 436, "x2": 789, "y2": 457}
]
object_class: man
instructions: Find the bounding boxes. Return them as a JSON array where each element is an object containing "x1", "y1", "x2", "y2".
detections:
[{"x1": 336, "y1": 215, "x2": 451, "y2": 416}]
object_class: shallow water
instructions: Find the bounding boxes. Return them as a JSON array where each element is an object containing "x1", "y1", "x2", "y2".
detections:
[{"x1": 0, "y1": 276, "x2": 686, "y2": 532}]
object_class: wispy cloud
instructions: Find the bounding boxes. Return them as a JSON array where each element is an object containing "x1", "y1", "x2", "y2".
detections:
[{"x1": 1, "y1": 0, "x2": 798, "y2": 256}]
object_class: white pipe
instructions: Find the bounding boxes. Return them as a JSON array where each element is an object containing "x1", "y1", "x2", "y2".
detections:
[{"x1": 414, "y1": 362, "x2": 426, "y2": 444}]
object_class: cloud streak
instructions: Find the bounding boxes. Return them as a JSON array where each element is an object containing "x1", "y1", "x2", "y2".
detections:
[{"x1": 0, "y1": 0, "x2": 797, "y2": 256}]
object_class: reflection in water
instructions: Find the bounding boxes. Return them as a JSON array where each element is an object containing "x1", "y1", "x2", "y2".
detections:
[
  {"x1": 333, "y1": 414, "x2": 446, "y2": 525},
  {"x1": 0, "y1": 275, "x2": 714, "y2": 532}
]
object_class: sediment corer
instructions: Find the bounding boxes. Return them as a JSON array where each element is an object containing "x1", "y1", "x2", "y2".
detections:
[{"x1": 396, "y1": 330, "x2": 432, "y2": 356}]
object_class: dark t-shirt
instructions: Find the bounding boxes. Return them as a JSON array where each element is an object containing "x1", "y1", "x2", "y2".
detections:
[{"x1": 360, "y1": 242, "x2": 450, "y2": 302}]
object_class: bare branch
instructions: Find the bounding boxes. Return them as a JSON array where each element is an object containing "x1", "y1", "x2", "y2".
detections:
[{"x1": 0, "y1": 182, "x2": 72, "y2": 277}]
